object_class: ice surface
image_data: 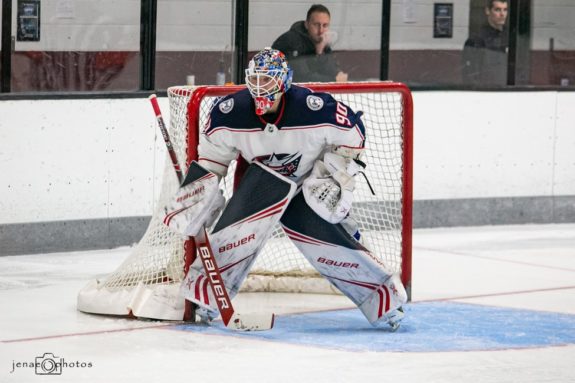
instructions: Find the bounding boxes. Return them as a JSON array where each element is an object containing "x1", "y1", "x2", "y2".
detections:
[{"x1": 1, "y1": 224, "x2": 574, "y2": 383}]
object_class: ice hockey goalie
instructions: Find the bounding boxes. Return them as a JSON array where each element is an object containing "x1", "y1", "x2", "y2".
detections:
[{"x1": 164, "y1": 47, "x2": 407, "y2": 330}]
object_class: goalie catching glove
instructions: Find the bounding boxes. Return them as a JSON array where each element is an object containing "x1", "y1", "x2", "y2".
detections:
[
  {"x1": 302, "y1": 152, "x2": 363, "y2": 224},
  {"x1": 163, "y1": 164, "x2": 225, "y2": 237}
]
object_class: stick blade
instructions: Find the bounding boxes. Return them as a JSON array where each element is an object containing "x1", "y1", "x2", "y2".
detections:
[{"x1": 226, "y1": 312, "x2": 275, "y2": 331}]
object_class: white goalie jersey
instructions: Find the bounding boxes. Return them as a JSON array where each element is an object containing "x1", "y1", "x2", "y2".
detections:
[{"x1": 198, "y1": 84, "x2": 366, "y2": 182}]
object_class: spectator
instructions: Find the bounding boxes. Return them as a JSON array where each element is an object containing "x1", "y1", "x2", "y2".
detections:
[
  {"x1": 462, "y1": 0, "x2": 509, "y2": 85},
  {"x1": 272, "y1": 4, "x2": 348, "y2": 83}
]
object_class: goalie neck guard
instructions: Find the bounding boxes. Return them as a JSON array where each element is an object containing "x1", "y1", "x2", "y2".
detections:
[{"x1": 245, "y1": 48, "x2": 293, "y2": 115}]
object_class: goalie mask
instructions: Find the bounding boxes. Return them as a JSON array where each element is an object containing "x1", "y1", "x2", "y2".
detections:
[{"x1": 245, "y1": 48, "x2": 293, "y2": 115}]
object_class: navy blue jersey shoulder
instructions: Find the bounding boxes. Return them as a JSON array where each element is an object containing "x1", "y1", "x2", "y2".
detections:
[
  {"x1": 282, "y1": 85, "x2": 365, "y2": 136},
  {"x1": 206, "y1": 88, "x2": 260, "y2": 133},
  {"x1": 205, "y1": 85, "x2": 365, "y2": 136}
]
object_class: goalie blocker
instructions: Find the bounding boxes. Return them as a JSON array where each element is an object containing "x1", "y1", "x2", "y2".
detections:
[{"x1": 165, "y1": 160, "x2": 407, "y2": 330}]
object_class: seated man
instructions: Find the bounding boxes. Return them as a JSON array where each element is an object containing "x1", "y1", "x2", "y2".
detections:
[{"x1": 272, "y1": 4, "x2": 348, "y2": 82}]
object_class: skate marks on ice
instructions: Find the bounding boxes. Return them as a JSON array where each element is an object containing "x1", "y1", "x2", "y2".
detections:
[{"x1": 174, "y1": 302, "x2": 575, "y2": 353}]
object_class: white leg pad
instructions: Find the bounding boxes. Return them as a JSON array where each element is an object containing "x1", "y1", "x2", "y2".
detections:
[
  {"x1": 286, "y1": 229, "x2": 407, "y2": 325},
  {"x1": 180, "y1": 246, "x2": 259, "y2": 314},
  {"x1": 357, "y1": 274, "x2": 407, "y2": 326},
  {"x1": 281, "y1": 192, "x2": 408, "y2": 326},
  {"x1": 180, "y1": 162, "x2": 297, "y2": 315}
]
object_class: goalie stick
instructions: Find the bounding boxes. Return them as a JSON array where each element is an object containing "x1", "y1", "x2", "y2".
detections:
[
  {"x1": 149, "y1": 94, "x2": 184, "y2": 184},
  {"x1": 194, "y1": 226, "x2": 275, "y2": 331},
  {"x1": 148, "y1": 94, "x2": 274, "y2": 331}
]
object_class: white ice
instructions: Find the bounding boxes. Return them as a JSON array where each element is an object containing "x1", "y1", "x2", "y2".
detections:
[{"x1": 1, "y1": 223, "x2": 575, "y2": 383}]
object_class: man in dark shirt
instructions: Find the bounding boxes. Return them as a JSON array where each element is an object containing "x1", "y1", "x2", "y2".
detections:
[
  {"x1": 272, "y1": 4, "x2": 348, "y2": 83},
  {"x1": 462, "y1": 0, "x2": 509, "y2": 85}
]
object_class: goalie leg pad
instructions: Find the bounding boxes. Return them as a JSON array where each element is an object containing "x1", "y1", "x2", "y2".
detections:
[
  {"x1": 163, "y1": 161, "x2": 225, "y2": 237},
  {"x1": 358, "y1": 274, "x2": 407, "y2": 327},
  {"x1": 180, "y1": 253, "x2": 259, "y2": 317},
  {"x1": 180, "y1": 162, "x2": 297, "y2": 313},
  {"x1": 281, "y1": 193, "x2": 407, "y2": 326}
]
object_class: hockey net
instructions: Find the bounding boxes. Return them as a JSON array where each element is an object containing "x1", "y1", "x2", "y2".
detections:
[{"x1": 77, "y1": 82, "x2": 413, "y2": 321}]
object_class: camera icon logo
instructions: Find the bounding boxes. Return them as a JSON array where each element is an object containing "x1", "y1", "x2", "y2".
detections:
[{"x1": 35, "y1": 353, "x2": 62, "y2": 375}]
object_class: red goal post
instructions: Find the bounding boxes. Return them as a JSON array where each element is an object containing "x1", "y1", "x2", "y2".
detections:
[{"x1": 77, "y1": 81, "x2": 413, "y2": 321}]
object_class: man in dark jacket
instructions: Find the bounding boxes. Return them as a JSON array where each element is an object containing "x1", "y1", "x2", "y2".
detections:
[
  {"x1": 462, "y1": 0, "x2": 509, "y2": 85},
  {"x1": 272, "y1": 4, "x2": 348, "y2": 83}
]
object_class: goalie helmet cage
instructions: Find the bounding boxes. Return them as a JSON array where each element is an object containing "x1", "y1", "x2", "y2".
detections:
[{"x1": 76, "y1": 81, "x2": 413, "y2": 322}]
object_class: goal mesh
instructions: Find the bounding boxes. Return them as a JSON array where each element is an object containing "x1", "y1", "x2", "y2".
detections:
[{"x1": 77, "y1": 82, "x2": 412, "y2": 320}]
